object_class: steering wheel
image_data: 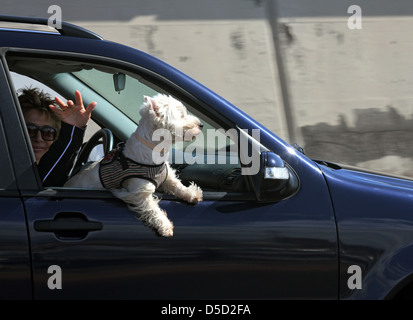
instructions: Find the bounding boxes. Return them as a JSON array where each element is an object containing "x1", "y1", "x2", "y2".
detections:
[{"x1": 69, "y1": 128, "x2": 114, "y2": 178}]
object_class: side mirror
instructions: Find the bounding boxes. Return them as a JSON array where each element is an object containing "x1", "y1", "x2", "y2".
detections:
[{"x1": 251, "y1": 151, "x2": 299, "y2": 202}]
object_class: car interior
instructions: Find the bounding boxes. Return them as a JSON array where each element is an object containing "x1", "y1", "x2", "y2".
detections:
[{"x1": 6, "y1": 53, "x2": 254, "y2": 196}]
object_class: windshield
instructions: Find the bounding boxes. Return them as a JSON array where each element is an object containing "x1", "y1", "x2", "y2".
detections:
[
  {"x1": 72, "y1": 69, "x2": 158, "y2": 125},
  {"x1": 72, "y1": 66, "x2": 237, "y2": 158}
]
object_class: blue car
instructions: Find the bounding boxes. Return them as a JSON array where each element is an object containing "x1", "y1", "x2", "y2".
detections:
[{"x1": 0, "y1": 16, "x2": 412, "y2": 300}]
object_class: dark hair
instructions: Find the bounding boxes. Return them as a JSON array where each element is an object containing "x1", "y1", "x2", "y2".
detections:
[{"x1": 18, "y1": 87, "x2": 61, "y2": 132}]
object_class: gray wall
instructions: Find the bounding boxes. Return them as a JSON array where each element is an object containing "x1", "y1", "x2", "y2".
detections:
[{"x1": 276, "y1": 0, "x2": 413, "y2": 177}]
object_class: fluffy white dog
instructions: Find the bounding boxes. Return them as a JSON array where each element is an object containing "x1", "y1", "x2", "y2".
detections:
[{"x1": 65, "y1": 94, "x2": 203, "y2": 237}]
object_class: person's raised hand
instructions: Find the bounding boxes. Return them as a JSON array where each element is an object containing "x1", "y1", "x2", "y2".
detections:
[{"x1": 49, "y1": 90, "x2": 97, "y2": 128}]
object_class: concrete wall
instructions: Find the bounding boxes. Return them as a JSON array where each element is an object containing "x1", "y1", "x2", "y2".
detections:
[
  {"x1": 276, "y1": 0, "x2": 413, "y2": 177},
  {"x1": 2, "y1": 0, "x2": 413, "y2": 177}
]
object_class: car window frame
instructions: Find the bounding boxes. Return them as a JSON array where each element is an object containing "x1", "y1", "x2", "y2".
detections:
[
  {"x1": 0, "y1": 50, "x2": 41, "y2": 193},
  {"x1": 3, "y1": 48, "x2": 260, "y2": 201}
]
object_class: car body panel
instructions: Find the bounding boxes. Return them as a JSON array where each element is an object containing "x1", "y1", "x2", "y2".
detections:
[
  {"x1": 0, "y1": 198, "x2": 32, "y2": 299},
  {"x1": 320, "y1": 164, "x2": 413, "y2": 299},
  {"x1": 25, "y1": 188, "x2": 337, "y2": 299}
]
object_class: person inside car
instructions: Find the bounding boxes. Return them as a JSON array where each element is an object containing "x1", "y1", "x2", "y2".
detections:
[{"x1": 19, "y1": 87, "x2": 97, "y2": 187}]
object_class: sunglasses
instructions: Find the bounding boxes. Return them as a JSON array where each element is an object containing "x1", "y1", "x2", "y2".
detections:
[{"x1": 26, "y1": 123, "x2": 58, "y2": 141}]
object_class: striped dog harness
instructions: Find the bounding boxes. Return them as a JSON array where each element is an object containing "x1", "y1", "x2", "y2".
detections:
[{"x1": 99, "y1": 143, "x2": 168, "y2": 189}]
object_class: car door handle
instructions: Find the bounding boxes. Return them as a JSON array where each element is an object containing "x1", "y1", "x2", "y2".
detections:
[{"x1": 34, "y1": 212, "x2": 102, "y2": 239}]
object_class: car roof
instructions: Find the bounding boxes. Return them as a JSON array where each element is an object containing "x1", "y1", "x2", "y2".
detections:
[{"x1": 0, "y1": 15, "x2": 103, "y2": 40}]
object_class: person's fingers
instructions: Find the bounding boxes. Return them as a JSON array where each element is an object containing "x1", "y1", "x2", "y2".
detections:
[
  {"x1": 54, "y1": 96, "x2": 66, "y2": 109},
  {"x1": 74, "y1": 90, "x2": 83, "y2": 108},
  {"x1": 49, "y1": 104, "x2": 59, "y2": 113},
  {"x1": 86, "y1": 101, "x2": 97, "y2": 114}
]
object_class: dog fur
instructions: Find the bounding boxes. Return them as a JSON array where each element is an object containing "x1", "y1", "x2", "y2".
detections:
[{"x1": 64, "y1": 94, "x2": 203, "y2": 237}]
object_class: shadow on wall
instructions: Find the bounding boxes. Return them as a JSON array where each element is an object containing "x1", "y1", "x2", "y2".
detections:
[{"x1": 301, "y1": 106, "x2": 413, "y2": 177}]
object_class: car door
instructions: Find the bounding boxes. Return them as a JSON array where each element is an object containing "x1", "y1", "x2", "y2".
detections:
[
  {"x1": 5, "y1": 51, "x2": 339, "y2": 299},
  {"x1": 23, "y1": 179, "x2": 338, "y2": 300}
]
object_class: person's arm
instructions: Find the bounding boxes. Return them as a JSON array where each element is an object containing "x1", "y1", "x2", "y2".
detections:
[
  {"x1": 38, "y1": 90, "x2": 96, "y2": 187},
  {"x1": 37, "y1": 122, "x2": 86, "y2": 187}
]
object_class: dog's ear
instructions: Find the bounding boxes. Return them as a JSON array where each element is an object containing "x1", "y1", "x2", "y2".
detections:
[{"x1": 144, "y1": 96, "x2": 160, "y2": 117}]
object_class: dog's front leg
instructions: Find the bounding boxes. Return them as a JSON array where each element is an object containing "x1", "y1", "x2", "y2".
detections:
[
  {"x1": 162, "y1": 164, "x2": 203, "y2": 204},
  {"x1": 112, "y1": 181, "x2": 174, "y2": 237},
  {"x1": 137, "y1": 195, "x2": 174, "y2": 237}
]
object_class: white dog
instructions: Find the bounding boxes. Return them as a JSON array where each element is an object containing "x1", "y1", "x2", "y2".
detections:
[{"x1": 65, "y1": 94, "x2": 203, "y2": 237}]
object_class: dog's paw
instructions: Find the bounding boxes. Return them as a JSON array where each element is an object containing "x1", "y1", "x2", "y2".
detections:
[
  {"x1": 157, "y1": 222, "x2": 174, "y2": 237},
  {"x1": 185, "y1": 182, "x2": 203, "y2": 204},
  {"x1": 160, "y1": 229, "x2": 174, "y2": 237}
]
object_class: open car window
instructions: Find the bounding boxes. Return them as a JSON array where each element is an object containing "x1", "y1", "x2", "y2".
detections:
[{"x1": 7, "y1": 54, "x2": 256, "y2": 196}]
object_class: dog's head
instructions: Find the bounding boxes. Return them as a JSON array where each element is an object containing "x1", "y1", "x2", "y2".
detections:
[{"x1": 140, "y1": 94, "x2": 203, "y2": 142}]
